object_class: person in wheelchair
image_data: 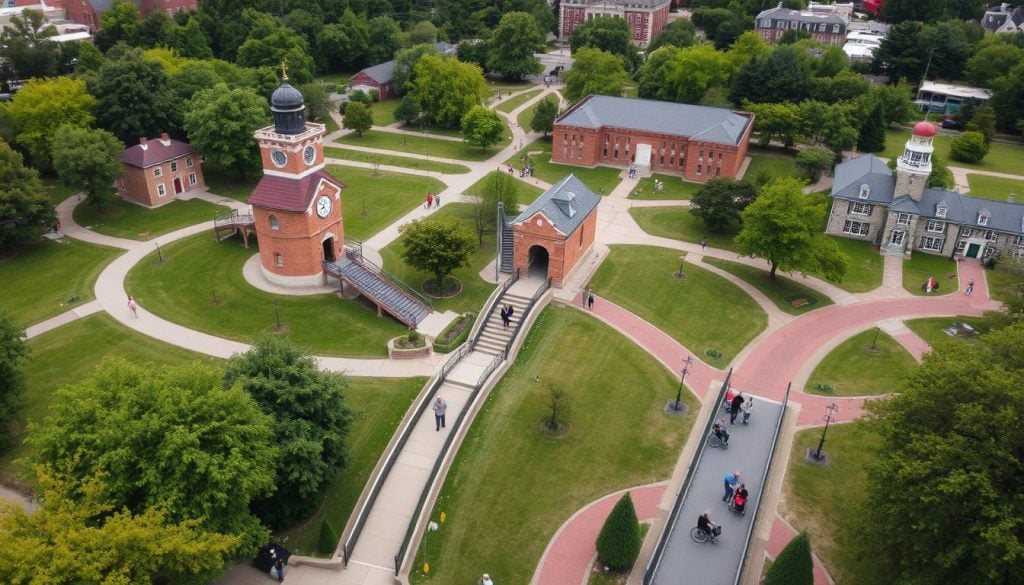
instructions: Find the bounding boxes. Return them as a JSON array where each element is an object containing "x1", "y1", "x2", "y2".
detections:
[
  {"x1": 712, "y1": 421, "x2": 730, "y2": 445},
  {"x1": 731, "y1": 484, "x2": 749, "y2": 515},
  {"x1": 697, "y1": 511, "x2": 716, "y2": 538}
]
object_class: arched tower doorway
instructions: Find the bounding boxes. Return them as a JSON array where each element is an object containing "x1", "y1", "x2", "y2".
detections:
[{"x1": 527, "y1": 245, "x2": 550, "y2": 279}]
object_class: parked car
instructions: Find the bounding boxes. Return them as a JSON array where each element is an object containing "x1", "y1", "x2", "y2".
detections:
[{"x1": 940, "y1": 118, "x2": 964, "y2": 130}]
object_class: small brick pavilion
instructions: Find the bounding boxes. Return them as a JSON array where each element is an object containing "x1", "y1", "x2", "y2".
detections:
[
  {"x1": 117, "y1": 133, "x2": 204, "y2": 207},
  {"x1": 509, "y1": 175, "x2": 600, "y2": 287}
]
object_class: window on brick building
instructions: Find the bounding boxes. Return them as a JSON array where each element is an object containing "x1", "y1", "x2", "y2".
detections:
[
  {"x1": 186, "y1": 157, "x2": 194, "y2": 167},
  {"x1": 578, "y1": 145, "x2": 583, "y2": 158},
  {"x1": 269, "y1": 215, "x2": 280, "y2": 230},
  {"x1": 603, "y1": 148, "x2": 608, "y2": 157},
  {"x1": 274, "y1": 253, "x2": 284, "y2": 267},
  {"x1": 660, "y1": 155, "x2": 664, "y2": 165},
  {"x1": 157, "y1": 183, "x2": 166, "y2": 196},
  {"x1": 697, "y1": 164, "x2": 702, "y2": 174},
  {"x1": 189, "y1": 172, "x2": 197, "y2": 185},
  {"x1": 170, "y1": 161, "x2": 178, "y2": 173},
  {"x1": 154, "y1": 167, "x2": 163, "y2": 178},
  {"x1": 716, "y1": 167, "x2": 721, "y2": 176}
]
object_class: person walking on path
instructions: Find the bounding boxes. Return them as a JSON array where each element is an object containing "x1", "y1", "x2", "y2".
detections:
[
  {"x1": 505, "y1": 304, "x2": 515, "y2": 326},
  {"x1": 500, "y1": 305, "x2": 509, "y2": 329},
  {"x1": 433, "y1": 396, "x2": 447, "y2": 431},
  {"x1": 700, "y1": 237, "x2": 708, "y2": 251},
  {"x1": 741, "y1": 397, "x2": 753, "y2": 424},
  {"x1": 966, "y1": 278, "x2": 975, "y2": 296},
  {"x1": 273, "y1": 558, "x2": 285, "y2": 582},
  {"x1": 587, "y1": 291, "x2": 595, "y2": 310},
  {"x1": 723, "y1": 471, "x2": 741, "y2": 502},
  {"x1": 426, "y1": 192, "x2": 434, "y2": 209},
  {"x1": 434, "y1": 193, "x2": 441, "y2": 207},
  {"x1": 729, "y1": 392, "x2": 745, "y2": 424},
  {"x1": 127, "y1": 296, "x2": 138, "y2": 319}
]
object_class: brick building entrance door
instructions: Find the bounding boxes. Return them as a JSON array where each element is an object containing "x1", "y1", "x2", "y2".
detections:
[
  {"x1": 173, "y1": 178, "x2": 183, "y2": 194},
  {"x1": 527, "y1": 245, "x2": 549, "y2": 278},
  {"x1": 635, "y1": 144, "x2": 652, "y2": 173}
]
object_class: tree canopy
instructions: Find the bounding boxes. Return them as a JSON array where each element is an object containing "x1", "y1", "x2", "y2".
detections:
[
  {"x1": 91, "y1": 49, "x2": 182, "y2": 144},
  {"x1": 50, "y1": 126, "x2": 124, "y2": 208},
  {"x1": 764, "y1": 532, "x2": 814, "y2": 585},
  {"x1": 223, "y1": 335, "x2": 354, "y2": 528},
  {"x1": 563, "y1": 47, "x2": 631, "y2": 104},
  {"x1": 530, "y1": 96, "x2": 558, "y2": 136},
  {"x1": 28, "y1": 358, "x2": 277, "y2": 555},
  {"x1": 343, "y1": 101, "x2": 373, "y2": 136},
  {"x1": 0, "y1": 141, "x2": 55, "y2": 248},
  {"x1": 570, "y1": 15, "x2": 641, "y2": 71},
  {"x1": 4, "y1": 77, "x2": 95, "y2": 170},
  {"x1": 461, "y1": 105, "x2": 505, "y2": 150},
  {"x1": 0, "y1": 311, "x2": 27, "y2": 448},
  {"x1": 690, "y1": 178, "x2": 758, "y2": 231},
  {"x1": 487, "y1": 11, "x2": 543, "y2": 79},
  {"x1": 0, "y1": 9, "x2": 59, "y2": 79},
  {"x1": 399, "y1": 218, "x2": 477, "y2": 286},
  {"x1": 411, "y1": 54, "x2": 488, "y2": 128},
  {"x1": 859, "y1": 321, "x2": 1024, "y2": 585},
  {"x1": 595, "y1": 492, "x2": 642, "y2": 571},
  {"x1": 184, "y1": 83, "x2": 268, "y2": 178},
  {"x1": 735, "y1": 179, "x2": 848, "y2": 281}
]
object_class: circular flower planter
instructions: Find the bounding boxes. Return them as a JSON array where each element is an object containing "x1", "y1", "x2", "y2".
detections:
[{"x1": 388, "y1": 335, "x2": 433, "y2": 359}]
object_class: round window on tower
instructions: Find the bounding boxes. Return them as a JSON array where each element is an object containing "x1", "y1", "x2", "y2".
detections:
[
  {"x1": 271, "y1": 148, "x2": 287, "y2": 168},
  {"x1": 304, "y1": 145, "x2": 316, "y2": 166}
]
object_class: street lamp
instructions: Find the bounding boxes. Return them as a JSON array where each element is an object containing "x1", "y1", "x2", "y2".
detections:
[
  {"x1": 813, "y1": 403, "x2": 839, "y2": 460},
  {"x1": 676, "y1": 254, "x2": 686, "y2": 279},
  {"x1": 155, "y1": 241, "x2": 164, "y2": 264},
  {"x1": 669, "y1": 356, "x2": 694, "y2": 414}
]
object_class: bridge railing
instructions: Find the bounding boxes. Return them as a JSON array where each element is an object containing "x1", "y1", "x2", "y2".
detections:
[
  {"x1": 469, "y1": 268, "x2": 519, "y2": 348},
  {"x1": 342, "y1": 240, "x2": 433, "y2": 310},
  {"x1": 643, "y1": 369, "x2": 733, "y2": 585}
]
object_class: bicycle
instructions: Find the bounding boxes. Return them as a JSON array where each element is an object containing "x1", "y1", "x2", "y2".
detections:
[{"x1": 691, "y1": 524, "x2": 721, "y2": 544}]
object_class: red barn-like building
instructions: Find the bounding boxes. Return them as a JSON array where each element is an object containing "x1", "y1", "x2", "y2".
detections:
[
  {"x1": 559, "y1": 0, "x2": 671, "y2": 47},
  {"x1": 551, "y1": 95, "x2": 754, "y2": 183},
  {"x1": 63, "y1": 0, "x2": 197, "y2": 30}
]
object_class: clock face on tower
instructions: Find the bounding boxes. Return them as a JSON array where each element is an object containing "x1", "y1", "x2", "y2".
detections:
[
  {"x1": 271, "y1": 148, "x2": 287, "y2": 167},
  {"x1": 303, "y1": 145, "x2": 316, "y2": 166},
  {"x1": 316, "y1": 195, "x2": 332, "y2": 218}
]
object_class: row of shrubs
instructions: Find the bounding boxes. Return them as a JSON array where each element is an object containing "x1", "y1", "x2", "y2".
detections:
[{"x1": 432, "y1": 312, "x2": 475, "y2": 353}]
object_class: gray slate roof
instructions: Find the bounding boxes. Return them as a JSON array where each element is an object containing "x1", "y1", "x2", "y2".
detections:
[
  {"x1": 512, "y1": 174, "x2": 601, "y2": 235},
  {"x1": 831, "y1": 155, "x2": 895, "y2": 203},
  {"x1": 832, "y1": 154, "x2": 1024, "y2": 234},
  {"x1": 556, "y1": 95, "x2": 753, "y2": 146},
  {"x1": 354, "y1": 42, "x2": 458, "y2": 84},
  {"x1": 756, "y1": 6, "x2": 846, "y2": 26}
]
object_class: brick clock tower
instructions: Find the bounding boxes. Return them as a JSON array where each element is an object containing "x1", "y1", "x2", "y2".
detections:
[{"x1": 249, "y1": 77, "x2": 346, "y2": 287}]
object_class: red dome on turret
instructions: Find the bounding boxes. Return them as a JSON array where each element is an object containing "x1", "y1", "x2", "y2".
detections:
[{"x1": 912, "y1": 121, "x2": 937, "y2": 137}]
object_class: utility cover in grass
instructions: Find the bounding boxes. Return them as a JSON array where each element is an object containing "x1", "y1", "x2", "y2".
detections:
[
  {"x1": 764, "y1": 531, "x2": 813, "y2": 585},
  {"x1": 595, "y1": 493, "x2": 642, "y2": 571}
]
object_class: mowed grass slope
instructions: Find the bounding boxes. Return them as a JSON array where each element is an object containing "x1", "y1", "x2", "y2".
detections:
[
  {"x1": 805, "y1": 328, "x2": 917, "y2": 396},
  {"x1": 589, "y1": 245, "x2": 767, "y2": 366},
  {"x1": 410, "y1": 306, "x2": 696, "y2": 585},
  {"x1": 126, "y1": 233, "x2": 407, "y2": 357},
  {"x1": 327, "y1": 165, "x2": 447, "y2": 241},
  {"x1": 72, "y1": 198, "x2": 229, "y2": 241}
]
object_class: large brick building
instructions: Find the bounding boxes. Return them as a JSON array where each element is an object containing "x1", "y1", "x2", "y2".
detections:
[
  {"x1": 755, "y1": 3, "x2": 848, "y2": 45},
  {"x1": 117, "y1": 133, "x2": 204, "y2": 207},
  {"x1": 509, "y1": 174, "x2": 600, "y2": 287},
  {"x1": 248, "y1": 80, "x2": 346, "y2": 287},
  {"x1": 63, "y1": 0, "x2": 196, "y2": 30},
  {"x1": 559, "y1": 0, "x2": 671, "y2": 47},
  {"x1": 827, "y1": 122, "x2": 1024, "y2": 261},
  {"x1": 550, "y1": 95, "x2": 754, "y2": 183}
]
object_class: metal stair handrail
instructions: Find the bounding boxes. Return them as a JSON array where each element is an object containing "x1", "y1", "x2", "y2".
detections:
[
  {"x1": 504, "y1": 276, "x2": 550, "y2": 355},
  {"x1": 343, "y1": 247, "x2": 433, "y2": 310},
  {"x1": 214, "y1": 209, "x2": 253, "y2": 227},
  {"x1": 469, "y1": 268, "x2": 519, "y2": 348}
]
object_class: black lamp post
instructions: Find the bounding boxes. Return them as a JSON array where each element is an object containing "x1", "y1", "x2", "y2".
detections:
[
  {"x1": 814, "y1": 403, "x2": 839, "y2": 460},
  {"x1": 155, "y1": 241, "x2": 164, "y2": 264},
  {"x1": 670, "y1": 356, "x2": 694, "y2": 413}
]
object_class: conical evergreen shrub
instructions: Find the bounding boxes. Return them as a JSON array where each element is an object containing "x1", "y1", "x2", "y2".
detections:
[
  {"x1": 765, "y1": 531, "x2": 813, "y2": 585},
  {"x1": 318, "y1": 519, "x2": 339, "y2": 555},
  {"x1": 595, "y1": 492, "x2": 642, "y2": 570}
]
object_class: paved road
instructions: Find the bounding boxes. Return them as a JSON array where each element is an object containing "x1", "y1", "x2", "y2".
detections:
[{"x1": 650, "y1": 397, "x2": 785, "y2": 585}]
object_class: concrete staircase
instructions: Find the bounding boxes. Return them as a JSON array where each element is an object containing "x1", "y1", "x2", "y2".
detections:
[
  {"x1": 473, "y1": 292, "x2": 531, "y2": 356},
  {"x1": 327, "y1": 257, "x2": 430, "y2": 327}
]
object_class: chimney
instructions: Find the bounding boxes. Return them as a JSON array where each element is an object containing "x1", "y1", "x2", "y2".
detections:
[
  {"x1": 139, "y1": 137, "x2": 148, "y2": 151},
  {"x1": 159, "y1": 132, "x2": 171, "y2": 145}
]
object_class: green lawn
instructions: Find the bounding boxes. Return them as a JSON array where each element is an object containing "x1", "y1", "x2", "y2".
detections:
[
  {"x1": 495, "y1": 89, "x2": 543, "y2": 113},
  {"x1": 805, "y1": 328, "x2": 917, "y2": 396},
  {"x1": 410, "y1": 306, "x2": 696, "y2": 585},
  {"x1": 505, "y1": 139, "x2": 624, "y2": 195},
  {"x1": 987, "y1": 265, "x2": 1024, "y2": 306},
  {"x1": 315, "y1": 72, "x2": 352, "y2": 86},
  {"x1": 488, "y1": 79, "x2": 536, "y2": 95},
  {"x1": 0, "y1": 238, "x2": 121, "y2": 326},
  {"x1": 745, "y1": 146, "x2": 799, "y2": 182},
  {"x1": 42, "y1": 178, "x2": 79, "y2": 206},
  {"x1": 965, "y1": 174, "x2": 1024, "y2": 202},
  {"x1": 370, "y1": 99, "x2": 402, "y2": 127},
  {"x1": 904, "y1": 316, "x2": 990, "y2": 350},
  {"x1": 326, "y1": 165, "x2": 447, "y2": 241},
  {"x1": 281, "y1": 376, "x2": 426, "y2": 555},
  {"x1": 324, "y1": 147, "x2": 471, "y2": 175},
  {"x1": 323, "y1": 114, "x2": 340, "y2": 134},
  {"x1": 902, "y1": 253, "x2": 957, "y2": 296},
  {"x1": 517, "y1": 101, "x2": 539, "y2": 131},
  {"x1": 827, "y1": 237, "x2": 883, "y2": 293},
  {"x1": 204, "y1": 166, "x2": 258, "y2": 202},
  {"x1": 379, "y1": 203, "x2": 497, "y2": 314},
  {"x1": 126, "y1": 233, "x2": 407, "y2": 357},
  {"x1": 0, "y1": 313, "x2": 221, "y2": 488},
  {"x1": 588, "y1": 245, "x2": 767, "y2": 366},
  {"x1": 630, "y1": 174, "x2": 703, "y2": 200},
  {"x1": 72, "y1": 198, "x2": 229, "y2": 240},
  {"x1": 464, "y1": 171, "x2": 546, "y2": 208},
  {"x1": 628, "y1": 207, "x2": 740, "y2": 252},
  {"x1": 783, "y1": 423, "x2": 881, "y2": 585},
  {"x1": 882, "y1": 128, "x2": 1024, "y2": 176},
  {"x1": 703, "y1": 257, "x2": 833, "y2": 314},
  {"x1": 337, "y1": 129, "x2": 499, "y2": 162}
]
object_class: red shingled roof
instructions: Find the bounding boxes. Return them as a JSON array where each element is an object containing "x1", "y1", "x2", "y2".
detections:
[
  {"x1": 120, "y1": 135, "x2": 194, "y2": 168},
  {"x1": 249, "y1": 169, "x2": 346, "y2": 212}
]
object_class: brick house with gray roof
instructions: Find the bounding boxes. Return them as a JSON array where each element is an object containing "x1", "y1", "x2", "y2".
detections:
[
  {"x1": 826, "y1": 121, "x2": 1024, "y2": 261},
  {"x1": 755, "y1": 3, "x2": 847, "y2": 45},
  {"x1": 117, "y1": 133, "x2": 204, "y2": 208},
  {"x1": 550, "y1": 95, "x2": 754, "y2": 183}
]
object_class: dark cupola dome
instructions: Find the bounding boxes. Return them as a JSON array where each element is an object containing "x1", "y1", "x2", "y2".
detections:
[{"x1": 270, "y1": 81, "x2": 306, "y2": 135}]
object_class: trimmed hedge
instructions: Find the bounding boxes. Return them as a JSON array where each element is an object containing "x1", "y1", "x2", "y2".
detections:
[
  {"x1": 432, "y1": 312, "x2": 475, "y2": 353},
  {"x1": 318, "y1": 519, "x2": 339, "y2": 555},
  {"x1": 595, "y1": 493, "x2": 642, "y2": 570},
  {"x1": 765, "y1": 531, "x2": 813, "y2": 585}
]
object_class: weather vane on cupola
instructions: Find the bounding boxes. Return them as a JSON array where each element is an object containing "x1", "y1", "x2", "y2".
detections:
[{"x1": 280, "y1": 61, "x2": 289, "y2": 81}]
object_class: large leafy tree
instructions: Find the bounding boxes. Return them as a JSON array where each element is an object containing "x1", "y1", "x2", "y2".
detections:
[
  {"x1": 316, "y1": 9, "x2": 369, "y2": 72},
  {"x1": 411, "y1": 54, "x2": 488, "y2": 128},
  {"x1": 237, "y1": 22, "x2": 315, "y2": 84},
  {"x1": 392, "y1": 43, "x2": 438, "y2": 96},
  {"x1": 742, "y1": 101, "x2": 802, "y2": 148},
  {"x1": 28, "y1": 359, "x2": 278, "y2": 554},
  {"x1": 648, "y1": 18, "x2": 696, "y2": 52},
  {"x1": 859, "y1": 321, "x2": 1024, "y2": 585},
  {"x1": 399, "y1": 218, "x2": 476, "y2": 288},
  {"x1": 461, "y1": 106, "x2": 505, "y2": 150},
  {"x1": 91, "y1": 49, "x2": 182, "y2": 144},
  {"x1": 0, "y1": 142, "x2": 54, "y2": 248},
  {"x1": 0, "y1": 311, "x2": 27, "y2": 448},
  {"x1": 660, "y1": 43, "x2": 736, "y2": 105},
  {"x1": 165, "y1": 16, "x2": 214, "y2": 59},
  {"x1": 872, "y1": 21, "x2": 924, "y2": 83},
  {"x1": 570, "y1": 15, "x2": 640, "y2": 71},
  {"x1": 487, "y1": 11, "x2": 543, "y2": 79},
  {"x1": 563, "y1": 47, "x2": 631, "y2": 104},
  {"x1": 93, "y1": 0, "x2": 141, "y2": 52},
  {"x1": 0, "y1": 9, "x2": 59, "y2": 79},
  {"x1": 0, "y1": 468, "x2": 239, "y2": 585},
  {"x1": 735, "y1": 178, "x2": 848, "y2": 281},
  {"x1": 184, "y1": 84, "x2": 268, "y2": 178},
  {"x1": 882, "y1": 0, "x2": 985, "y2": 24},
  {"x1": 595, "y1": 493, "x2": 642, "y2": 571},
  {"x1": 857, "y1": 101, "x2": 886, "y2": 153},
  {"x1": 223, "y1": 335, "x2": 354, "y2": 528},
  {"x1": 342, "y1": 101, "x2": 373, "y2": 136},
  {"x1": 530, "y1": 96, "x2": 558, "y2": 136},
  {"x1": 764, "y1": 532, "x2": 813, "y2": 585},
  {"x1": 730, "y1": 45, "x2": 812, "y2": 104},
  {"x1": 966, "y1": 39, "x2": 1024, "y2": 88},
  {"x1": 4, "y1": 77, "x2": 95, "y2": 171},
  {"x1": 50, "y1": 126, "x2": 124, "y2": 209},
  {"x1": 689, "y1": 178, "x2": 758, "y2": 231},
  {"x1": 992, "y1": 60, "x2": 1024, "y2": 132},
  {"x1": 691, "y1": 7, "x2": 749, "y2": 50},
  {"x1": 366, "y1": 15, "x2": 401, "y2": 65}
]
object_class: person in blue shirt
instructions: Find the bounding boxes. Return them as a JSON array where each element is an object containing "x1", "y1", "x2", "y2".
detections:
[{"x1": 723, "y1": 471, "x2": 741, "y2": 502}]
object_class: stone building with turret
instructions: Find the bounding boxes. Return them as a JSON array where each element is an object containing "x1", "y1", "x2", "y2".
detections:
[{"x1": 826, "y1": 121, "x2": 1024, "y2": 261}]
